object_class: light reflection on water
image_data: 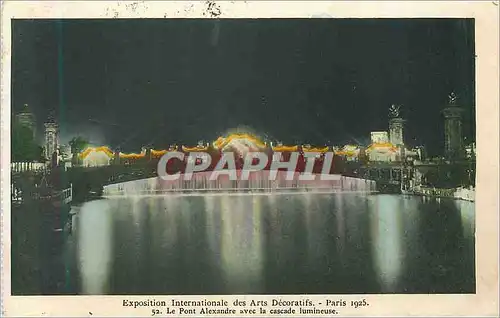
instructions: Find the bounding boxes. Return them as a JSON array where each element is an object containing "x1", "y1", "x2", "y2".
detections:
[
  {"x1": 369, "y1": 195, "x2": 405, "y2": 292},
  {"x1": 77, "y1": 200, "x2": 113, "y2": 295},
  {"x1": 71, "y1": 193, "x2": 475, "y2": 295},
  {"x1": 218, "y1": 195, "x2": 264, "y2": 293},
  {"x1": 455, "y1": 199, "x2": 475, "y2": 239}
]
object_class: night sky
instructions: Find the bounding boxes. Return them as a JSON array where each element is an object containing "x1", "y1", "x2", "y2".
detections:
[{"x1": 12, "y1": 19, "x2": 475, "y2": 155}]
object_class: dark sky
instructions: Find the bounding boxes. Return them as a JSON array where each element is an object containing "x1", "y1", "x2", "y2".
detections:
[{"x1": 12, "y1": 19, "x2": 475, "y2": 155}]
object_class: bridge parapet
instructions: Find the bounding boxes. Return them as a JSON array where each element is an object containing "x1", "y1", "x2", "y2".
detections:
[{"x1": 11, "y1": 162, "x2": 49, "y2": 175}]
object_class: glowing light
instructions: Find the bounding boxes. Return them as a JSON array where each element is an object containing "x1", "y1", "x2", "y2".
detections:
[
  {"x1": 302, "y1": 145, "x2": 329, "y2": 153},
  {"x1": 151, "y1": 149, "x2": 168, "y2": 157},
  {"x1": 83, "y1": 150, "x2": 112, "y2": 167},
  {"x1": 78, "y1": 200, "x2": 113, "y2": 294},
  {"x1": 218, "y1": 195, "x2": 264, "y2": 292},
  {"x1": 366, "y1": 142, "x2": 398, "y2": 153},
  {"x1": 78, "y1": 133, "x2": 337, "y2": 162},
  {"x1": 370, "y1": 196, "x2": 404, "y2": 292},
  {"x1": 335, "y1": 145, "x2": 360, "y2": 157},
  {"x1": 272, "y1": 145, "x2": 298, "y2": 152},
  {"x1": 119, "y1": 153, "x2": 145, "y2": 159},
  {"x1": 213, "y1": 133, "x2": 267, "y2": 150},
  {"x1": 79, "y1": 146, "x2": 114, "y2": 159},
  {"x1": 182, "y1": 145, "x2": 209, "y2": 152}
]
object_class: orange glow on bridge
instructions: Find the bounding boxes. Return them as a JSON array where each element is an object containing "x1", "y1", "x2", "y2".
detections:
[
  {"x1": 151, "y1": 149, "x2": 168, "y2": 157},
  {"x1": 119, "y1": 152, "x2": 145, "y2": 159},
  {"x1": 272, "y1": 145, "x2": 298, "y2": 152},
  {"x1": 78, "y1": 132, "x2": 339, "y2": 161},
  {"x1": 366, "y1": 142, "x2": 398, "y2": 153},
  {"x1": 79, "y1": 146, "x2": 114, "y2": 159},
  {"x1": 213, "y1": 133, "x2": 267, "y2": 150},
  {"x1": 302, "y1": 146, "x2": 329, "y2": 153},
  {"x1": 182, "y1": 145, "x2": 210, "y2": 152}
]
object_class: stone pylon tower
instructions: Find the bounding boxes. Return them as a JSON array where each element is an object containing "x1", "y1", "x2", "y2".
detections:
[
  {"x1": 388, "y1": 104, "x2": 405, "y2": 146},
  {"x1": 44, "y1": 115, "x2": 59, "y2": 161},
  {"x1": 442, "y1": 92, "x2": 464, "y2": 160}
]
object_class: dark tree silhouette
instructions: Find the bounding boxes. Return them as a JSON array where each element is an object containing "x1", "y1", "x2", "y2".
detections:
[
  {"x1": 69, "y1": 136, "x2": 89, "y2": 165},
  {"x1": 11, "y1": 120, "x2": 43, "y2": 162}
]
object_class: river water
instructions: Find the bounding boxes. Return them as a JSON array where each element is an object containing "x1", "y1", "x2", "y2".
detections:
[{"x1": 67, "y1": 193, "x2": 475, "y2": 295}]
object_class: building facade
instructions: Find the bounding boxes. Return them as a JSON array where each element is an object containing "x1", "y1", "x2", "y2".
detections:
[
  {"x1": 44, "y1": 119, "x2": 59, "y2": 161},
  {"x1": 388, "y1": 105, "x2": 405, "y2": 146},
  {"x1": 370, "y1": 131, "x2": 389, "y2": 144},
  {"x1": 389, "y1": 118, "x2": 405, "y2": 146}
]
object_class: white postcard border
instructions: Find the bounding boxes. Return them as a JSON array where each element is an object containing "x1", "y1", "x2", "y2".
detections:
[{"x1": 1, "y1": 1, "x2": 498, "y2": 317}]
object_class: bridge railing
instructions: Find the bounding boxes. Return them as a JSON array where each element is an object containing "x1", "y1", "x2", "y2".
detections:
[
  {"x1": 411, "y1": 185, "x2": 475, "y2": 202},
  {"x1": 61, "y1": 184, "x2": 73, "y2": 204},
  {"x1": 11, "y1": 162, "x2": 48, "y2": 174},
  {"x1": 12, "y1": 183, "x2": 73, "y2": 204}
]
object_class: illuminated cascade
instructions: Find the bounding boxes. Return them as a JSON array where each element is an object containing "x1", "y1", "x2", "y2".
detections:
[{"x1": 103, "y1": 173, "x2": 377, "y2": 196}]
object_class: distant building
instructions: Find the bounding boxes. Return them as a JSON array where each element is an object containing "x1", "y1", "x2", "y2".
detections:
[
  {"x1": 366, "y1": 142, "x2": 398, "y2": 162},
  {"x1": 363, "y1": 106, "x2": 422, "y2": 163},
  {"x1": 370, "y1": 131, "x2": 389, "y2": 144},
  {"x1": 334, "y1": 106, "x2": 420, "y2": 164},
  {"x1": 335, "y1": 145, "x2": 361, "y2": 162},
  {"x1": 15, "y1": 104, "x2": 36, "y2": 139},
  {"x1": 465, "y1": 142, "x2": 476, "y2": 159},
  {"x1": 412, "y1": 146, "x2": 426, "y2": 161},
  {"x1": 44, "y1": 117, "x2": 59, "y2": 161}
]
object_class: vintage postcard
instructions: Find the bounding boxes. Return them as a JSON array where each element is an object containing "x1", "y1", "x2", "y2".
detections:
[{"x1": 1, "y1": 1, "x2": 499, "y2": 317}]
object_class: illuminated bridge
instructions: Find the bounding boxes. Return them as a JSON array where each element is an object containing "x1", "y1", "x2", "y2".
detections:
[
  {"x1": 14, "y1": 133, "x2": 419, "y2": 202},
  {"x1": 68, "y1": 133, "x2": 383, "y2": 199}
]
